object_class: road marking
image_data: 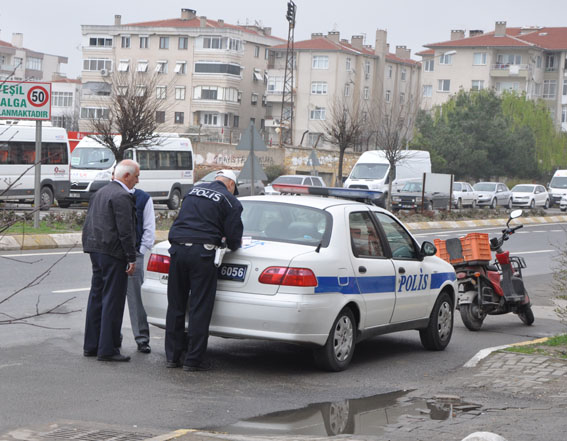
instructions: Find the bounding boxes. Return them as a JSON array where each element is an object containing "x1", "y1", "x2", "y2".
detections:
[
  {"x1": 52, "y1": 287, "x2": 90, "y2": 293},
  {"x1": 513, "y1": 249, "x2": 555, "y2": 255},
  {"x1": 0, "y1": 251, "x2": 83, "y2": 257}
]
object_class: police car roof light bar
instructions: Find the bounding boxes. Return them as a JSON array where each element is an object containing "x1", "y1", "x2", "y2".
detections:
[{"x1": 272, "y1": 184, "x2": 383, "y2": 205}]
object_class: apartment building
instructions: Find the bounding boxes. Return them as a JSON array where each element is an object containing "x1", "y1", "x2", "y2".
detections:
[
  {"x1": 266, "y1": 30, "x2": 420, "y2": 149},
  {"x1": 79, "y1": 9, "x2": 283, "y2": 137},
  {"x1": 51, "y1": 78, "x2": 82, "y2": 131},
  {"x1": 418, "y1": 21, "x2": 567, "y2": 131},
  {"x1": 0, "y1": 33, "x2": 68, "y2": 82}
]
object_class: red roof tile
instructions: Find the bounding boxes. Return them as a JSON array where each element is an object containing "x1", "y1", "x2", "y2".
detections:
[
  {"x1": 386, "y1": 53, "x2": 420, "y2": 65},
  {"x1": 0, "y1": 40, "x2": 15, "y2": 48}
]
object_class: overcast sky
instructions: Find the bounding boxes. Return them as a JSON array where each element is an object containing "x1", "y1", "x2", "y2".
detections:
[{"x1": 2, "y1": 0, "x2": 566, "y2": 78}]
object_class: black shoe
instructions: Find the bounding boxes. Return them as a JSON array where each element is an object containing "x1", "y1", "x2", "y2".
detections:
[
  {"x1": 83, "y1": 350, "x2": 97, "y2": 357},
  {"x1": 183, "y1": 360, "x2": 212, "y2": 372},
  {"x1": 166, "y1": 360, "x2": 182, "y2": 368},
  {"x1": 97, "y1": 354, "x2": 131, "y2": 362},
  {"x1": 137, "y1": 343, "x2": 151, "y2": 354}
]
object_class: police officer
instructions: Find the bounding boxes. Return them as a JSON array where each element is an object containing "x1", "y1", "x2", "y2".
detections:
[{"x1": 165, "y1": 169, "x2": 243, "y2": 371}]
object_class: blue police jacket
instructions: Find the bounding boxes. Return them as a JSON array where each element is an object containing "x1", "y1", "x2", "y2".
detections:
[{"x1": 168, "y1": 180, "x2": 243, "y2": 251}]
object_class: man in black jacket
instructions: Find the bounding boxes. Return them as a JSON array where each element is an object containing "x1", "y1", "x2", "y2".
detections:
[
  {"x1": 165, "y1": 169, "x2": 243, "y2": 371},
  {"x1": 82, "y1": 159, "x2": 139, "y2": 362}
]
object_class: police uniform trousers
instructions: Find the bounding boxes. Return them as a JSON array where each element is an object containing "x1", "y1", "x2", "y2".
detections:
[
  {"x1": 165, "y1": 243, "x2": 217, "y2": 366},
  {"x1": 84, "y1": 252, "x2": 129, "y2": 357}
]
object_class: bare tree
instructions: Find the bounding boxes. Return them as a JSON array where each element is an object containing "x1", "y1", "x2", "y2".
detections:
[
  {"x1": 85, "y1": 70, "x2": 172, "y2": 161},
  {"x1": 321, "y1": 95, "x2": 368, "y2": 186},
  {"x1": 368, "y1": 95, "x2": 420, "y2": 209}
]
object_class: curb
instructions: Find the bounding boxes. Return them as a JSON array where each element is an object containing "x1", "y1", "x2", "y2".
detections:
[
  {"x1": 1, "y1": 216, "x2": 566, "y2": 252},
  {"x1": 463, "y1": 337, "x2": 551, "y2": 368}
]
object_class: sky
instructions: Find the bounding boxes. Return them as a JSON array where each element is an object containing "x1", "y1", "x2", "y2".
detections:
[{"x1": 2, "y1": 0, "x2": 567, "y2": 78}]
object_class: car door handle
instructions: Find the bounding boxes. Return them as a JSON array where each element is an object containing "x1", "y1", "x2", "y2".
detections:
[
  {"x1": 358, "y1": 266, "x2": 367, "y2": 273},
  {"x1": 398, "y1": 267, "x2": 406, "y2": 274}
]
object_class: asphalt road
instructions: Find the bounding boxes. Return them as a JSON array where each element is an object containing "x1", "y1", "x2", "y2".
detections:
[{"x1": 0, "y1": 222, "x2": 565, "y2": 438}]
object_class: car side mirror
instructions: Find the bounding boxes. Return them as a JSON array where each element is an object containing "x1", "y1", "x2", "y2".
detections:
[{"x1": 421, "y1": 241, "x2": 437, "y2": 257}]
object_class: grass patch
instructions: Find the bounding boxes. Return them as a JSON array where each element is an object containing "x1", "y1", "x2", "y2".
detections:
[
  {"x1": 503, "y1": 334, "x2": 567, "y2": 359},
  {"x1": 4, "y1": 220, "x2": 82, "y2": 235}
]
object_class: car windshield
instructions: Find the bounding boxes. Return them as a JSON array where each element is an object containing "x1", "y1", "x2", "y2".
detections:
[
  {"x1": 272, "y1": 176, "x2": 304, "y2": 185},
  {"x1": 70, "y1": 147, "x2": 115, "y2": 170},
  {"x1": 550, "y1": 176, "x2": 567, "y2": 189},
  {"x1": 349, "y1": 163, "x2": 389, "y2": 180},
  {"x1": 241, "y1": 201, "x2": 331, "y2": 246},
  {"x1": 474, "y1": 183, "x2": 496, "y2": 192},
  {"x1": 453, "y1": 183, "x2": 462, "y2": 191},
  {"x1": 512, "y1": 185, "x2": 534, "y2": 193},
  {"x1": 402, "y1": 182, "x2": 422, "y2": 192}
]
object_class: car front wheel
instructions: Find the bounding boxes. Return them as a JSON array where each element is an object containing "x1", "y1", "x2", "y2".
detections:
[
  {"x1": 490, "y1": 198, "x2": 496, "y2": 209},
  {"x1": 420, "y1": 291, "x2": 454, "y2": 350},
  {"x1": 544, "y1": 199, "x2": 549, "y2": 209},
  {"x1": 530, "y1": 199, "x2": 535, "y2": 209},
  {"x1": 167, "y1": 188, "x2": 181, "y2": 210},
  {"x1": 314, "y1": 307, "x2": 356, "y2": 371},
  {"x1": 507, "y1": 198, "x2": 513, "y2": 209}
]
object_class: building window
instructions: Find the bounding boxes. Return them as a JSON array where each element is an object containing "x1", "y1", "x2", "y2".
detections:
[
  {"x1": 543, "y1": 80, "x2": 557, "y2": 98},
  {"x1": 545, "y1": 54, "x2": 556, "y2": 71},
  {"x1": 117, "y1": 86, "x2": 128, "y2": 96},
  {"x1": 346, "y1": 57, "x2": 351, "y2": 71},
  {"x1": 121, "y1": 36, "x2": 130, "y2": 48},
  {"x1": 438, "y1": 79, "x2": 450, "y2": 92},
  {"x1": 310, "y1": 107, "x2": 326, "y2": 120},
  {"x1": 52, "y1": 92, "x2": 73, "y2": 107},
  {"x1": 156, "y1": 111, "x2": 165, "y2": 123},
  {"x1": 175, "y1": 86, "x2": 186, "y2": 100},
  {"x1": 363, "y1": 87, "x2": 369, "y2": 100},
  {"x1": 473, "y1": 52, "x2": 487, "y2": 65},
  {"x1": 136, "y1": 86, "x2": 147, "y2": 97},
  {"x1": 471, "y1": 80, "x2": 484, "y2": 91},
  {"x1": 224, "y1": 87, "x2": 239, "y2": 102},
  {"x1": 178, "y1": 36, "x2": 188, "y2": 50},
  {"x1": 140, "y1": 36, "x2": 149, "y2": 49},
  {"x1": 422, "y1": 85, "x2": 432, "y2": 97},
  {"x1": 401, "y1": 68, "x2": 406, "y2": 81},
  {"x1": 387, "y1": 65, "x2": 393, "y2": 78},
  {"x1": 174, "y1": 61, "x2": 187, "y2": 74},
  {"x1": 233, "y1": 115, "x2": 239, "y2": 127},
  {"x1": 250, "y1": 118, "x2": 256, "y2": 127},
  {"x1": 89, "y1": 37, "x2": 112, "y2": 47},
  {"x1": 399, "y1": 92, "x2": 405, "y2": 102},
  {"x1": 137, "y1": 60, "x2": 149, "y2": 72},
  {"x1": 268, "y1": 76, "x2": 283, "y2": 93},
  {"x1": 156, "y1": 86, "x2": 167, "y2": 100},
  {"x1": 311, "y1": 81, "x2": 328, "y2": 95},
  {"x1": 83, "y1": 58, "x2": 112, "y2": 72},
  {"x1": 536, "y1": 55, "x2": 542, "y2": 68},
  {"x1": 155, "y1": 61, "x2": 168, "y2": 74},
  {"x1": 312, "y1": 55, "x2": 329, "y2": 69},
  {"x1": 344, "y1": 83, "x2": 351, "y2": 97},
  {"x1": 251, "y1": 93, "x2": 258, "y2": 105},
  {"x1": 424, "y1": 59, "x2": 434, "y2": 72},
  {"x1": 80, "y1": 107, "x2": 109, "y2": 119},
  {"x1": 193, "y1": 86, "x2": 219, "y2": 100},
  {"x1": 364, "y1": 60, "x2": 371, "y2": 77},
  {"x1": 254, "y1": 46, "x2": 260, "y2": 57},
  {"x1": 159, "y1": 37, "x2": 169, "y2": 49},
  {"x1": 117, "y1": 59, "x2": 129, "y2": 72},
  {"x1": 203, "y1": 113, "x2": 219, "y2": 126},
  {"x1": 194, "y1": 62, "x2": 241, "y2": 76},
  {"x1": 385, "y1": 90, "x2": 391, "y2": 102},
  {"x1": 228, "y1": 38, "x2": 242, "y2": 51},
  {"x1": 496, "y1": 54, "x2": 522, "y2": 66},
  {"x1": 260, "y1": 119, "x2": 265, "y2": 129},
  {"x1": 562, "y1": 106, "x2": 567, "y2": 124},
  {"x1": 439, "y1": 53, "x2": 453, "y2": 64},
  {"x1": 203, "y1": 36, "x2": 222, "y2": 49},
  {"x1": 253, "y1": 68, "x2": 263, "y2": 82},
  {"x1": 265, "y1": 48, "x2": 270, "y2": 59},
  {"x1": 262, "y1": 95, "x2": 267, "y2": 106},
  {"x1": 174, "y1": 112, "x2": 184, "y2": 124},
  {"x1": 563, "y1": 79, "x2": 567, "y2": 96}
]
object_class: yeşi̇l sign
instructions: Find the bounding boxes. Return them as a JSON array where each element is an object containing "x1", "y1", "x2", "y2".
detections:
[{"x1": 0, "y1": 81, "x2": 51, "y2": 120}]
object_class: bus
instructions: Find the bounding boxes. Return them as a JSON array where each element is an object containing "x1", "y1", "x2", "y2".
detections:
[
  {"x1": 59, "y1": 135, "x2": 194, "y2": 210},
  {"x1": 0, "y1": 121, "x2": 71, "y2": 210}
]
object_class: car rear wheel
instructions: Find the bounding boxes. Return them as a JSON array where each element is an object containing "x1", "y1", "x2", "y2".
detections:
[
  {"x1": 544, "y1": 199, "x2": 550, "y2": 209},
  {"x1": 507, "y1": 198, "x2": 513, "y2": 209},
  {"x1": 40, "y1": 186, "x2": 54, "y2": 211},
  {"x1": 457, "y1": 198, "x2": 462, "y2": 209},
  {"x1": 314, "y1": 307, "x2": 356, "y2": 371},
  {"x1": 419, "y1": 291, "x2": 454, "y2": 350}
]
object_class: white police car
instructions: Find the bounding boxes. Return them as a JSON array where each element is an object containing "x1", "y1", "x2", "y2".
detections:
[{"x1": 141, "y1": 186, "x2": 457, "y2": 371}]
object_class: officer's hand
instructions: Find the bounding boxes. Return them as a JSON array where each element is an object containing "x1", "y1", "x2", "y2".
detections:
[{"x1": 126, "y1": 262, "x2": 136, "y2": 276}]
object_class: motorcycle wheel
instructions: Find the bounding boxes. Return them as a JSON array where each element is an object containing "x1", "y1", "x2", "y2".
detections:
[
  {"x1": 518, "y1": 305, "x2": 535, "y2": 326},
  {"x1": 460, "y1": 302, "x2": 486, "y2": 331}
]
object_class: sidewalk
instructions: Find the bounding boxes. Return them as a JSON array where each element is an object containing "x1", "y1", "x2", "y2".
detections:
[{"x1": 2, "y1": 215, "x2": 566, "y2": 251}]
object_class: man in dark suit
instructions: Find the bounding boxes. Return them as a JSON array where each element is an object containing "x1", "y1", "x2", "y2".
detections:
[{"x1": 82, "y1": 159, "x2": 139, "y2": 362}]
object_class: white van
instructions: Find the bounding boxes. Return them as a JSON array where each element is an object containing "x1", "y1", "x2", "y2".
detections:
[
  {"x1": 0, "y1": 121, "x2": 70, "y2": 210},
  {"x1": 343, "y1": 150, "x2": 431, "y2": 206},
  {"x1": 548, "y1": 169, "x2": 567, "y2": 207},
  {"x1": 60, "y1": 135, "x2": 194, "y2": 209}
]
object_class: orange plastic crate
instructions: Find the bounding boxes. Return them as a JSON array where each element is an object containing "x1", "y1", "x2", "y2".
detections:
[{"x1": 434, "y1": 233, "x2": 491, "y2": 265}]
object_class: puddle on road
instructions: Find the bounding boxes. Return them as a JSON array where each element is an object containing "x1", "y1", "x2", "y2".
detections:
[{"x1": 212, "y1": 391, "x2": 482, "y2": 437}]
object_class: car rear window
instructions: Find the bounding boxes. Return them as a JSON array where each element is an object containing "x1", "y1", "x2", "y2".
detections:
[
  {"x1": 241, "y1": 201, "x2": 332, "y2": 246},
  {"x1": 273, "y1": 176, "x2": 304, "y2": 185}
]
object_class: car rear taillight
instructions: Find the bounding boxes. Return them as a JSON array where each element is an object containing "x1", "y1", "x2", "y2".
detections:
[
  {"x1": 259, "y1": 266, "x2": 317, "y2": 287},
  {"x1": 147, "y1": 254, "x2": 170, "y2": 274}
]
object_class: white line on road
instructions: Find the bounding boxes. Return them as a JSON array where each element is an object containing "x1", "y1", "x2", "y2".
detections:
[
  {"x1": 1, "y1": 251, "x2": 83, "y2": 257},
  {"x1": 513, "y1": 249, "x2": 555, "y2": 255},
  {"x1": 52, "y1": 287, "x2": 90, "y2": 293}
]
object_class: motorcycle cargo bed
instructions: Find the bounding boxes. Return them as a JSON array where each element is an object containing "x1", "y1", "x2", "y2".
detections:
[{"x1": 435, "y1": 233, "x2": 492, "y2": 265}]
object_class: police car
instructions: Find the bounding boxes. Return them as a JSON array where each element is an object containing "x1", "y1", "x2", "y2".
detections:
[{"x1": 141, "y1": 186, "x2": 457, "y2": 371}]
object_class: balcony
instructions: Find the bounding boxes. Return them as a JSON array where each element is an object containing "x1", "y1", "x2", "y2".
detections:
[{"x1": 490, "y1": 64, "x2": 530, "y2": 78}]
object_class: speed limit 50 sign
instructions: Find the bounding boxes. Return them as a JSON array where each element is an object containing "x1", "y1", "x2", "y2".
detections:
[{"x1": 0, "y1": 81, "x2": 52, "y2": 120}]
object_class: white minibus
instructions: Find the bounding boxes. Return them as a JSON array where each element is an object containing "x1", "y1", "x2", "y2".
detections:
[
  {"x1": 60, "y1": 135, "x2": 194, "y2": 210},
  {"x1": 0, "y1": 121, "x2": 70, "y2": 210}
]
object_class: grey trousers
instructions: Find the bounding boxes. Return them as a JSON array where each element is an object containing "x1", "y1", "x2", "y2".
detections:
[{"x1": 126, "y1": 252, "x2": 150, "y2": 345}]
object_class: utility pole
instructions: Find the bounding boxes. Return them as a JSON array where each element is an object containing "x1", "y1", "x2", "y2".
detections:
[{"x1": 279, "y1": 0, "x2": 296, "y2": 147}]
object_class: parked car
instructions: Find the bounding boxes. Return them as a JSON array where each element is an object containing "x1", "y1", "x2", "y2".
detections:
[
  {"x1": 141, "y1": 188, "x2": 457, "y2": 371},
  {"x1": 560, "y1": 194, "x2": 567, "y2": 212},
  {"x1": 197, "y1": 170, "x2": 265, "y2": 196},
  {"x1": 265, "y1": 175, "x2": 326, "y2": 195},
  {"x1": 391, "y1": 180, "x2": 450, "y2": 211},
  {"x1": 510, "y1": 184, "x2": 550, "y2": 209},
  {"x1": 452, "y1": 182, "x2": 477, "y2": 209},
  {"x1": 473, "y1": 182, "x2": 512, "y2": 209}
]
